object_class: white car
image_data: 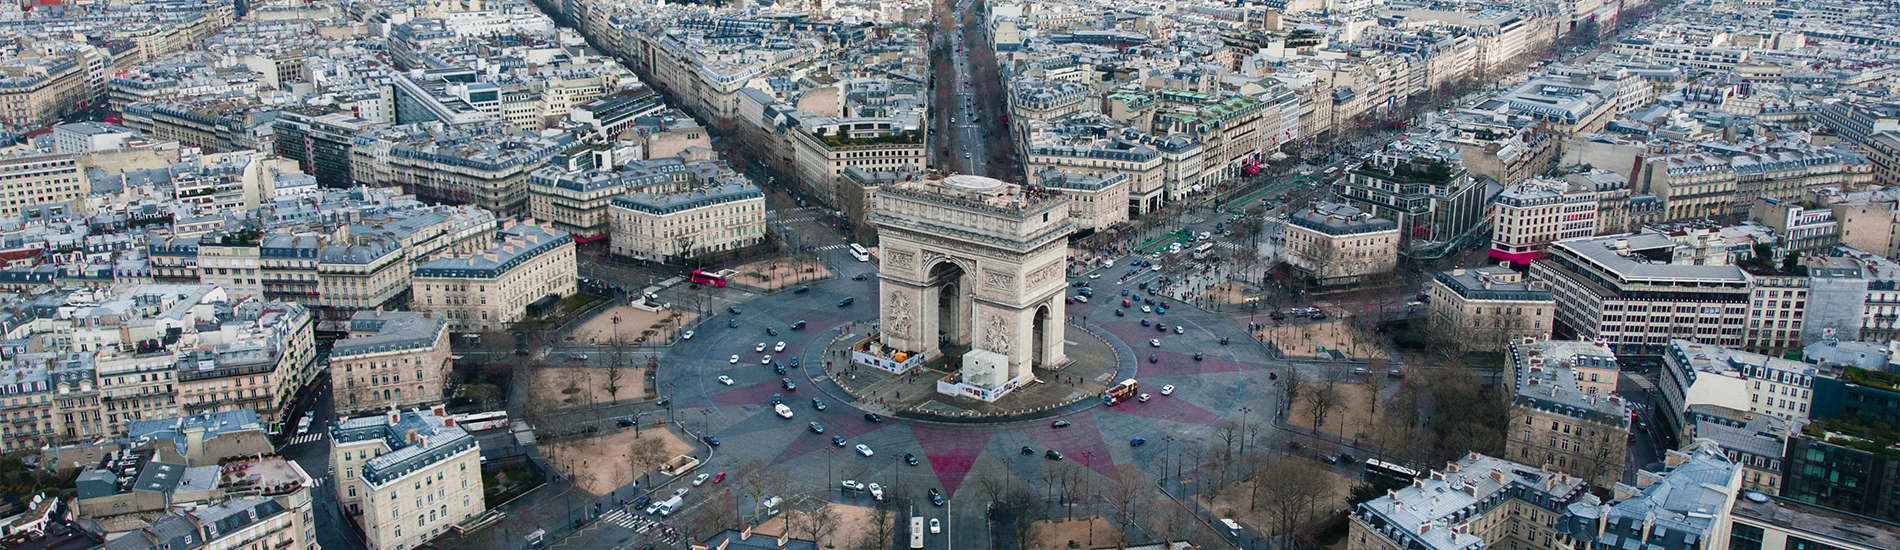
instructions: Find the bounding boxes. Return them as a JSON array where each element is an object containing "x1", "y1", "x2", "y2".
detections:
[
  {"x1": 1074, "y1": 295, "x2": 1089, "y2": 303},
  {"x1": 1142, "y1": 305, "x2": 1152, "y2": 313},
  {"x1": 761, "y1": 355, "x2": 772, "y2": 365},
  {"x1": 855, "y1": 443, "x2": 874, "y2": 457},
  {"x1": 1149, "y1": 338, "x2": 1161, "y2": 347},
  {"x1": 1138, "y1": 393, "x2": 1151, "y2": 402},
  {"x1": 674, "y1": 487, "x2": 690, "y2": 498},
  {"x1": 841, "y1": 479, "x2": 865, "y2": 492},
  {"x1": 692, "y1": 473, "x2": 710, "y2": 486},
  {"x1": 682, "y1": 330, "x2": 695, "y2": 340},
  {"x1": 729, "y1": 355, "x2": 740, "y2": 364},
  {"x1": 868, "y1": 482, "x2": 885, "y2": 501},
  {"x1": 1174, "y1": 326, "x2": 1185, "y2": 334},
  {"x1": 1151, "y1": 264, "x2": 1163, "y2": 272},
  {"x1": 717, "y1": 375, "x2": 734, "y2": 386},
  {"x1": 1160, "y1": 384, "x2": 1175, "y2": 396},
  {"x1": 755, "y1": 342, "x2": 767, "y2": 352},
  {"x1": 774, "y1": 341, "x2": 786, "y2": 352},
  {"x1": 1088, "y1": 273, "x2": 1100, "y2": 279},
  {"x1": 775, "y1": 404, "x2": 794, "y2": 418},
  {"x1": 930, "y1": 518, "x2": 941, "y2": 533}
]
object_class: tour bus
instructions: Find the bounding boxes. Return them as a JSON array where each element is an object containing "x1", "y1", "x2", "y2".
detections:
[
  {"x1": 1102, "y1": 379, "x2": 1140, "y2": 405},
  {"x1": 452, "y1": 411, "x2": 509, "y2": 432},
  {"x1": 1191, "y1": 242, "x2": 1216, "y2": 260},
  {"x1": 1365, "y1": 458, "x2": 1420, "y2": 484},
  {"x1": 849, "y1": 243, "x2": 872, "y2": 262},
  {"x1": 909, "y1": 516, "x2": 925, "y2": 548},
  {"x1": 689, "y1": 269, "x2": 728, "y2": 287}
]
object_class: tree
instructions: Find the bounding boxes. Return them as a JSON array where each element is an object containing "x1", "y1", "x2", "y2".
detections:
[
  {"x1": 1215, "y1": 421, "x2": 1243, "y2": 477},
  {"x1": 605, "y1": 343, "x2": 628, "y2": 404},
  {"x1": 1258, "y1": 458, "x2": 1333, "y2": 550},
  {"x1": 1279, "y1": 366, "x2": 1306, "y2": 420},
  {"x1": 793, "y1": 499, "x2": 840, "y2": 547},
  {"x1": 693, "y1": 485, "x2": 739, "y2": 541},
  {"x1": 1105, "y1": 469, "x2": 1146, "y2": 545},
  {"x1": 628, "y1": 435, "x2": 671, "y2": 488},
  {"x1": 735, "y1": 458, "x2": 773, "y2": 519},
  {"x1": 859, "y1": 496, "x2": 897, "y2": 550},
  {"x1": 1303, "y1": 380, "x2": 1342, "y2": 434}
]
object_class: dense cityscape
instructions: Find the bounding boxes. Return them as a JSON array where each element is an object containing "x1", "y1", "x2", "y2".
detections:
[{"x1": 1, "y1": 0, "x2": 1900, "y2": 549}]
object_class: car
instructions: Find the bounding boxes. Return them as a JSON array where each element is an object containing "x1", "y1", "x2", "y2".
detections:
[
  {"x1": 1193, "y1": 352, "x2": 1204, "y2": 361},
  {"x1": 1156, "y1": 324, "x2": 1167, "y2": 332},
  {"x1": 855, "y1": 443, "x2": 874, "y2": 456},
  {"x1": 905, "y1": 453, "x2": 919, "y2": 466},
  {"x1": 1152, "y1": 264, "x2": 1163, "y2": 272},
  {"x1": 791, "y1": 320, "x2": 807, "y2": 330},
  {"x1": 781, "y1": 377, "x2": 796, "y2": 390},
  {"x1": 1149, "y1": 338, "x2": 1161, "y2": 347},
  {"x1": 774, "y1": 341, "x2": 786, "y2": 352},
  {"x1": 645, "y1": 502, "x2": 665, "y2": 515},
  {"x1": 852, "y1": 273, "x2": 868, "y2": 281},
  {"x1": 761, "y1": 355, "x2": 772, "y2": 364},
  {"x1": 1073, "y1": 295, "x2": 1088, "y2": 303},
  {"x1": 841, "y1": 480, "x2": 865, "y2": 492},
  {"x1": 728, "y1": 319, "x2": 740, "y2": 328},
  {"x1": 711, "y1": 472, "x2": 725, "y2": 484},
  {"x1": 928, "y1": 488, "x2": 944, "y2": 506},
  {"x1": 812, "y1": 398, "x2": 827, "y2": 410},
  {"x1": 682, "y1": 330, "x2": 695, "y2": 340},
  {"x1": 729, "y1": 306, "x2": 742, "y2": 315},
  {"x1": 766, "y1": 328, "x2": 780, "y2": 337},
  {"x1": 930, "y1": 518, "x2": 941, "y2": 533},
  {"x1": 693, "y1": 473, "x2": 710, "y2": 486},
  {"x1": 1160, "y1": 385, "x2": 1175, "y2": 395},
  {"x1": 794, "y1": 286, "x2": 810, "y2": 294},
  {"x1": 1122, "y1": 299, "x2": 1132, "y2": 307},
  {"x1": 1338, "y1": 452, "x2": 1356, "y2": 463},
  {"x1": 864, "y1": 413, "x2": 882, "y2": 423},
  {"x1": 1175, "y1": 325, "x2": 1185, "y2": 335},
  {"x1": 774, "y1": 363, "x2": 787, "y2": 375},
  {"x1": 789, "y1": 357, "x2": 800, "y2": 367},
  {"x1": 633, "y1": 496, "x2": 652, "y2": 509},
  {"x1": 1140, "y1": 319, "x2": 1151, "y2": 327},
  {"x1": 755, "y1": 342, "x2": 767, "y2": 352},
  {"x1": 1115, "y1": 309, "x2": 1125, "y2": 317},
  {"x1": 1324, "y1": 454, "x2": 1341, "y2": 464},
  {"x1": 838, "y1": 297, "x2": 855, "y2": 307},
  {"x1": 1045, "y1": 450, "x2": 1064, "y2": 460},
  {"x1": 869, "y1": 482, "x2": 885, "y2": 501},
  {"x1": 832, "y1": 435, "x2": 848, "y2": 446},
  {"x1": 1137, "y1": 393, "x2": 1151, "y2": 402},
  {"x1": 1131, "y1": 437, "x2": 1147, "y2": 447},
  {"x1": 1149, "y1": 354, "x2": 1158, "y2": 363},
  {"x1": 1157, "y1": 305, "x2": 1167, "y2": 314},
  {"x1": 617, "y1": 417, "x2": 635, "y2": 427},
  {"x1": 772, "y1": 393, "x2": 783, "y2": 405},
  {"x1": 810, "y1": 422, "x2": 825, "y2": 433},
  {"x1": 717, "y1": 375, "x2": 734, "y2": 386},
  {"x1": 1051, "y1": 420, "x2": 1071, "y2": 429},
  {"x1": 1020, "y1": 446, "x2": 1034, "y2": 455},
  {"x1": 729, "y1": 355, "x2": 740, "y2": 364},
  {"x1": 1089, "y1": 273, "x2": 1100, "y2": 279},
  {"x1": 1142, "y1": 305, "x2": 1152, "y2": 313},
  {"x1": 703, "y1": 435, "x2": 720, "y2": 446}
]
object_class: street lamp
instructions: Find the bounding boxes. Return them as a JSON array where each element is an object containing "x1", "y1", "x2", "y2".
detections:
[{"x1": 1238, "y1": 406, "x2": 1254, "y2": 456}]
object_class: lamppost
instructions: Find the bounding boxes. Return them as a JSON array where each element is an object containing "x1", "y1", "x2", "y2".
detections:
[{"x1": 1238, "y1": 406, "x2": 1254, "y2": 456}]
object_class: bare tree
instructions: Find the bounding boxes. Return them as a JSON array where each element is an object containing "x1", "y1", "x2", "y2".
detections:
[
  {"x1": 859, "y1": 496, "x2": 897, "y2": 550},
  {"x1": 693, "y1": 485, "x2": 738, "y2": 541},
  {"x1": 628, "y1": 436, "x2": 670, "y2": 488},
  {"x1": 1215, "y1": 421, "x2": 1243, "y2": 479},
  {"x1": 1303, "y1": 381, "x2": 1341, "y2": 435},
  {"x1": 735, "y1": 458, "x2": 772, "y2": 518},
  {"x1": 793, "y1": 499, "x2": 840, "y2": 547},
  {"x1": 1259, "y1": 458, "x2": 1333, "y2": 550}
]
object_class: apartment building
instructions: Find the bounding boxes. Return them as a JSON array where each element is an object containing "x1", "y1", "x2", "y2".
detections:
[
  {"x1": 1728, "y1": 492, "x2": 1900, "y2": 550},
  {"x1": 1748, "y1": 198, "x2": 1838, "y2": 254},
  {"x1": 99, "y1": 494, "x2": 315, "y2": 550},
  {"x1": 0, "y1": 152, "x2": 84, "y2": 219},
  {"x1": 527, "y1": 149, "x2": 671, "y2": 240},
  {"x1": 362, "y1": 122, "x2": 575, "y2": 217},
  {"x1": 175, "y1": 302, "x2": 317, "y2": 427},
  {"x1": 1347, "y1": 452, "x2": 1588, "y2": 550},
  {"x1": 330, "y1": 406, "x2": 483, "y2": 550},
  {"x1": 786, "y1": 117, "x2": 925, "y2": 208},
  {"x1": 1284, "y1": 202, "x2": 1400, "y2": 286},
  {"x1": 1426, "y1": 266, "x2": 1555, "y2": 352},
  {"x1": 1026, "y1": 128, "x2": 1167, "y2": 216},
  {"x1": 1033, "y1": 169, "x2": 1130, "y2": 232},
  {"x1": 607, "y1": 182, "x2": 766, "y2": 262},
  {"x1": 1333, "y1": 142, "x2": 1492, "y2": 248},
  {"x1": 1531, "y1": 233, "x2": 1753, "y2": 354},
  {"x1": 330, "y1": 311, "x2": 451, "y2": 416},
  {"x1": 0, "y1": 56, "x2": 89, "y2": 129},
  {"x1": 1490, "y1": 178, "x2": 1599, "y2": 265},
  {"x1": 1683, "y1": 407, "x2": 1789, "y2": 494},
  {"x1": 1558, "y1": 445, "x2": 1743, "y2": 550},
  {"x1": 412, "y1": 221, "x2": 577, "y2": 333},
  {"x1": 1657, "y1": 340, "x2": 1817, "y2": 445},
  {"x1": 1505, "y1": 339, "x2": 1631, "y2": 488}
]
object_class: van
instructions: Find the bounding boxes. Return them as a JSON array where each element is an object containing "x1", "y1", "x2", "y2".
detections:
[{"x1": 837, "y1": 297, "x2": 855, "y2": 308}]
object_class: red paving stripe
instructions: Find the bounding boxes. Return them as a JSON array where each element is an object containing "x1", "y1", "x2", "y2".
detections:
[
  {"x1": 911, "y1": 423, "x2": 989, "y2": 496},
  {"x1": 1016, "y1": 413, "x2": 1116, "y2": 478},
  {"x1": 1099, "y1": 394, "x2": 1220, "y2": 426}
]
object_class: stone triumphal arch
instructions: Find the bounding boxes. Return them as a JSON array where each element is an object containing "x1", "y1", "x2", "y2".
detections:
[{"x1": 871, "y1": 174, "x2": 1071, "y2": 392}]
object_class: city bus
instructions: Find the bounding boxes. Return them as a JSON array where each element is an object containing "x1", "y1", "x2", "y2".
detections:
[
  {"x1": 1102, "y1": 379, "x2": 1139, "y2": 406},
  {"x1": 689, "y1": 269, "x2": 728, "y2": 287},
  {"x1": 849, "y1": 243, "x2": 872, "y2": 262},
  {"x1": 1191, "y1": 242, "x2": 1216, "y2": 259},
  {"x1": 452, "y1": 411, "x2": 509, "y2": 432},
  {"x1": 1364, "y1": 458, "x2": 1420, "y2": 484},
  {"x1": 909, "y1": 516, "x2": 924, "y2": 548}
]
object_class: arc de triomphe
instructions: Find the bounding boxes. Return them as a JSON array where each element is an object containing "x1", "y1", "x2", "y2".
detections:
[{"x1": 870, "y1": 175, "x2": 1071, "y2": 386}]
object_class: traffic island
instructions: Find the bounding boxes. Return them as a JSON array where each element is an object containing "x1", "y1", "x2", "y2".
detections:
[{"x1": 815, "y1": 321, "x2": 1127, "y2": 421}]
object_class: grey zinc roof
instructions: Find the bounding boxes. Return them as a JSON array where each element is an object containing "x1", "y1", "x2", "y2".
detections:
[
  {"x1": 128, "y1": 409, "x2": 266, "y2": 459},
  {"x1": 332, "y1": 311, "x2": 446, "y2": 358},
  {"x1": 1509, "y1": 340, "x2": 1629, "y2": 423},
  {"x1": 1288, "y1": 202, "x2": 1397, "y2": 236},
  {"x1": 1551, "y1": 234, "x2": 1747, "y2": 282},
  {"x1": 414, "y1": 223, "x2": 570, "y2": 279}
]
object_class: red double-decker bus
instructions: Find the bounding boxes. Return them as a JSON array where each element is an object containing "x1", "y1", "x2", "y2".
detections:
[
  {"x1": 1102, "y1": 379, "x2": 1139, "y2": 406},
  {"x1": 689, "y1": 270, "x2": 727, "y2": 287}
]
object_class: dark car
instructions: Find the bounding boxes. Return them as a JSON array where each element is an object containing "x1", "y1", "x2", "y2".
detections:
[
  {"x1": 928, "y1": 488, "x2": 944, "y2": 506},
  {"x1": 1020, "y1": 446, "x2": 1034, "y2": 455},
  {"x1": 1148, "y1": 354, "x2": 1158, "y2": 363},
  {"x1": 772, "y1": 393, "x2": 783, "y2": 405},
  {"x1": 729, "y1": 306, "x2": 742, "y2": 315},
  {"x1": 905, "y1": 453, "x2": 919, "y2": 466},
  {"x1": 1130, "y1": 437, "x2": 1146, "y2": 447},
  {"x1": 791, "y1": 320, "x2": 807, "y2": 330},
  {"x1": 838, "y1": 297, "x2": 855, "y2": 308},
  {"x1": 794, "y1": 286, "x2": 811, "y2": 294},
  {"x1": 809, "y1": 422, "x2": 825, "y2": 433},
  {"x1": 852, "y1": 273, "x2": 868, "y2": 280},
  {"x1": 616, "y1": 417, "x2": 635, "y2": 427},
  {"x1": 1045, "y1": 450, "x2": 1064, "y2": 460},
  {"x1": 633, "y1": 496, "x2": 652, "y2": 509},
  {"x1": 703, "y1": 435, "x2": 720, "y2": 446},
  {"x1": 728, "y1": 319, "x2": 740, "y2": 328},
  {"x1": 1114, "y1": 309, "x2": 1125, "y2": 317},
  {"x1": 812, "y1": 398, "x2": 827, "y2": 411},
  {"x1": 864, "y1": 413, "x2": 883, "y2": 423},
  {"x1": 774, "y1": 363, "x2": 787, "y2": 375},
  {"x1": 1051, "y1": 420, "x2": 1071, "y2": 429},
  {"x1": 781, "y1": 377, "x2": 797, "y2": 391},
  {"x1": 832, "y1": 435, "x2": 848, "y2": 447},
  {"x1": 1193, "y1": 352, "x2": 1204, "y2": 361},
  {"x1": 1140, "y1": 319, "x2": 1151, "y2": 327},
  {"x1": 766, "y1": 327, "x2": 780, "y2": 336}
]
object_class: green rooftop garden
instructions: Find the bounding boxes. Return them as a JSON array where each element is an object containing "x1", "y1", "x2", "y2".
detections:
[{"x1": 820, "y1": 130, "x2": 923, "y2": 148}]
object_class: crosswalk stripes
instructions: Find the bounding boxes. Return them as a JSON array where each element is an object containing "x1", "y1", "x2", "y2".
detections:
[
  {"x1": 815, "y1": 244, "x2": 848, "y2": 252},
  {"x1": 601, "y1": 509, "x2": 639, "y2": 529},
  {"x1": 287, "y1": 433, "x2": 326, "y2": 446}
]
